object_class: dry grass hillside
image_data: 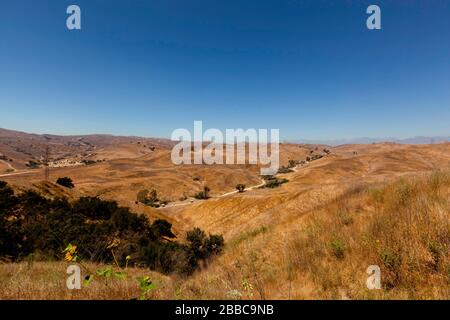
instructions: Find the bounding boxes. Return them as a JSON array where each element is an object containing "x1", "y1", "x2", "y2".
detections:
[
  {"x1": 174, "y1": 143, "x2": 450, "y2": 237},
  {"x1": 0, "y1": 128, "x2": 449, "y2": 300},
  {"x1": 1, "y1": 170, "x2": 448, "y2": 300},
  {"x1": 173, "y1": 171, "x2": 449, "y2": 299},
  {"x1": 1, "y1": 130, "x2": 315, "y2": 224},
  {"x1": 0, "y1": 128, "x2": 174, "y2": 170}
]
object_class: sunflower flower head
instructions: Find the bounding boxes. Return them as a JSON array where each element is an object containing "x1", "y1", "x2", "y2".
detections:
[
  {"x1": 63, "y1": 244, "x2": 78, "y2": 262},
  {"x1": 65, "y1": 252, "x2": 73, "y2": 262}
]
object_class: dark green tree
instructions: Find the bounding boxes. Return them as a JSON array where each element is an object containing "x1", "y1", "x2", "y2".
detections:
[{"x1": 56, "y1": 177, "x2": 74, "y2": 188}]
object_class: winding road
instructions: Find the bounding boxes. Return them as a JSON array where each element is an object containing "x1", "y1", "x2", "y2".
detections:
[
  {"x1": 0, "y1": 161, "x2": 36, "y2": 178},
  {"x1": 159, "y1": 162, "x2": 303, "y2": 210},
  {"x1": 0, "y1": 159, "x2": 16, "y2": 172}
]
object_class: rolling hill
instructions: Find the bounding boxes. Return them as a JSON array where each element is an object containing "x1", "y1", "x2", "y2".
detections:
[{"x1": 0, "y1": 127, "x2": 449, "y2": 299}]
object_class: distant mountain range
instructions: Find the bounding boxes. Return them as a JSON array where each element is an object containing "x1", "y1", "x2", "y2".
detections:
[
  {"x1": 1, "y1": 127, "x2": 449, "y2": 148},
  {"x1": 289, "y1": 136, "x2": 450, "y2": 146}
]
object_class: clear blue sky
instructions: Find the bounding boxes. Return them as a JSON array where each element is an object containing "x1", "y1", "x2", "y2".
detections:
[{"x1": 0, "y1": 0, "x2": 449, "y2": 140}]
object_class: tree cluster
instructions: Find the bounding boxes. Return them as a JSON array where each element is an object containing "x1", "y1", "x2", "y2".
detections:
[{"x1": 0, "y1": 181, "x2": 224, "y2": 275}]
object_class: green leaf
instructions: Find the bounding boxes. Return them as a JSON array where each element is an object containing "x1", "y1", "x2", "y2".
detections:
[
  {"x1": 136, "y1": 276, "x2": 156, "y2": 301},
  {"x1": 114, "y1": 271, "x2": 126, "y2": 280},
  {"x1": 83, "y1": 274, "x2": 94, "y2": 286},
  {"x1": 63, "y1": 243, "x2": 73, "y2": 253},
  {"x1": 96, "y1": 267, "x2": 113, "y2": 278}
]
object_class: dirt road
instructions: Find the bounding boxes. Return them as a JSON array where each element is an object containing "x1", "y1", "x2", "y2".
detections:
[
  {"x1": 0, "y1": 166, "x2": 36, "y2": 178},
  {"x1": 158, "y1": 162, "x2": 307, "y2": 210},
  {"x1": 0, "y1": 160, "x2": 17, "y2": 173}
]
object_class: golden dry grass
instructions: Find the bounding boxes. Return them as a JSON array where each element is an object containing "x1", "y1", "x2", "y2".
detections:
[
  {"x1": 0, "y1": 261, "x2": 175, "y2": 300},
  {"x1": 169, "y1": 171, "x2": 450, "y2": 300},
  {"x1": 1, "y1": 142, "x2": 449, "y2": 300},
  {"x1": 1, "y1": 171, "x2": 448, "y2": 300}
]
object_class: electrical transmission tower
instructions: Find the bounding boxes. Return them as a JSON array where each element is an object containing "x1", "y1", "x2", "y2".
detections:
[{"x1": 44, "y1": 146, "x2": 50, "y2": 182}]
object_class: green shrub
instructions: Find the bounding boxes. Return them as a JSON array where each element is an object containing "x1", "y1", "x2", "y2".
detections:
[
  {"x1": 81, "y1": 159, "x2": 96, "y2": 165},
  {"x1": 26, "y1": 160, "x2": 40, "y2": 169},
  {"x1": 277, "y1": 167, "x2": 294, "y2": 174},
  {"x1": 379, "y1": 248, "x2": 401, "y2": 273},
  {"x1": 184, "y1": 228, "x2": 225, "y2": 273},
  {"x1": 56, "y1": 177, "x2": 74, "y2": 188},
  {"x1": 428, "y1": 241, "x2": 443, "y2": 271},
  {"x1": 264, "y1": 178, "x2": 288, "y2": 188},
  {"x1": 194, "y1": 186, "x2": 210, "y2": 200},
  {"x1": 137, "y1": 189, "x2": 149, "y2": 203},
  {"x1": 338, "y1": 211, "x2": 353, "y2": 226},
  {"x1": 330, "y1": 239, "x2": 345, "y2": 260},
  {"x1": 137, "y1": 189, "x2": 160, "y2": 207},
  {"x1": 288, "y1": 160, "x2": 297, "y2": 168}
]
